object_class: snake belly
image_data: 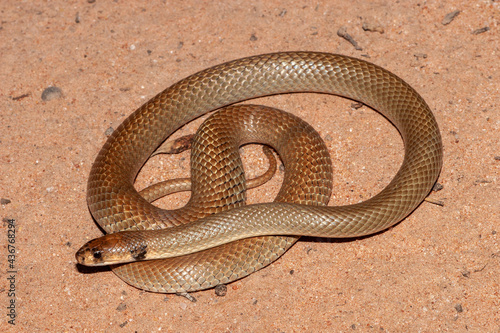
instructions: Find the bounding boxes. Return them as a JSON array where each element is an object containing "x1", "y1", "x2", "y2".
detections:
[{"x1": 76, "y1": 52, "x2": 443, "y2": 293}]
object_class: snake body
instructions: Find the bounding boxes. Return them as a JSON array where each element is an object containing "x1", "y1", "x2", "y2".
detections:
[{"x1": 76, "y1": 52, "x2": 443, "y2": 293}]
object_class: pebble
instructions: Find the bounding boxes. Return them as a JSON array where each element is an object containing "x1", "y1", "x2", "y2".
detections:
[{"x1": 41, "y1": 86, "x2": 63, "y2": 101}]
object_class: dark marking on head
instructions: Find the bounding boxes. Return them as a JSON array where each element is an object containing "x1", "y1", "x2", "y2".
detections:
[
  {"x1": 131, "y1": 244, "x2": 148, "y2": 261},
  {"x1": 92, "y1": 250, "x2": 103, "y2": 260}
]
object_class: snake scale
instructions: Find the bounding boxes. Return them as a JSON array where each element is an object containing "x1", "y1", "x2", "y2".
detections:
[{"x1": 76, "y1": 52, "x2": 443, "y2": 294}]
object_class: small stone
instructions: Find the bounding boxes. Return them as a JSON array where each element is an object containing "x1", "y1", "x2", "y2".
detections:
[
  {"x1": 105, "y1": 127, "x2": 114, "y2": 136},
  {"x1": 215, "y1": 284, "x2": 227, "y2": 296},
  {"x1": 432, "y1": 183, "x2": 444, "y2": 191},
  {"x1": 362, "y1": 22, "x2": 384, "y2": 34},
  {"x1": 41, "y1": 86, "x2": 63, "y2": 101},
  {"x1": 116, "y1": 303, "x2": 127, "y2": 311},
  {"x1": 442, "y1": 10, "x2": 460, "y2": 25}
]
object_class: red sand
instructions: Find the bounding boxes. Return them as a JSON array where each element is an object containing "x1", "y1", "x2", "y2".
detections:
[{"x1": 1, "y1": 1, "x2": 498, "y2": 331}]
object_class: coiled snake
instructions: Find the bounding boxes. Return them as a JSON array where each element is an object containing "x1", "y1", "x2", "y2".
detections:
[{"x1": 76, "y1": 52, "x2": 443, "y2": 294}]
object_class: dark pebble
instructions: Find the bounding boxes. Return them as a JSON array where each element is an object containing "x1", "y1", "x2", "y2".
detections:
[{"x1": 41, "y1": 86, "x2": 63, "y2": 101}]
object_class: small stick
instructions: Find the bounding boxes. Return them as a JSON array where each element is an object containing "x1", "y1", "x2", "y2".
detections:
[
  {"x1": 337, "y1": 26, "x2": 362, "y2": 51},
  {"x1": 424, "y1": 198, "x2": 444, "y2": 206}
]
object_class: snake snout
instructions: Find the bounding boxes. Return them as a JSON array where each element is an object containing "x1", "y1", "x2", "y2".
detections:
[{"x1": 75, "y1": 240, "x2": 106, "y2": 266}]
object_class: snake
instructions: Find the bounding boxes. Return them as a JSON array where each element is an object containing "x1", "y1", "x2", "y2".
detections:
[{"x1": 76, "y1": 52, "x2": 443, "y2": 294}]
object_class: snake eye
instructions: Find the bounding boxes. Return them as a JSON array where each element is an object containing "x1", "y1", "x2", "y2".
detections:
[{"x1": 93, "y1": 251, "x2": 102, "y2": 260}]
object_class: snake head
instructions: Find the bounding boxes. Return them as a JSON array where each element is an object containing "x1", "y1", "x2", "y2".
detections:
[{"x1": 75, "y1": 232, "x2": 148, "y2": 266}]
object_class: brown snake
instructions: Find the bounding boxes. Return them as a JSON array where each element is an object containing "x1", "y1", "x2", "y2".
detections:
[{"x1": 76, "y1": 52, "x2": 443, "y2": 293}]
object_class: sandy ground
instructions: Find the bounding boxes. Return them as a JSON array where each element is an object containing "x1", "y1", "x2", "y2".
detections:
[{"x1": 1, "y1": 0, "x2": 499, "y2": 332}]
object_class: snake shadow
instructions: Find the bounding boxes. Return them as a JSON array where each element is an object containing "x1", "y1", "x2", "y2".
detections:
[{"x1": 75, "y1": 263, "x2": 111, "y2": 274}]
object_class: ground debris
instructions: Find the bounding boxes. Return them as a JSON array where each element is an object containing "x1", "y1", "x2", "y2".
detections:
[
  {"x1": 337, "y1": 26, "x2": 362, "y2": 51},
  {"x1": 442, "y1": 10, "x2": 460, "y2": 25}
]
